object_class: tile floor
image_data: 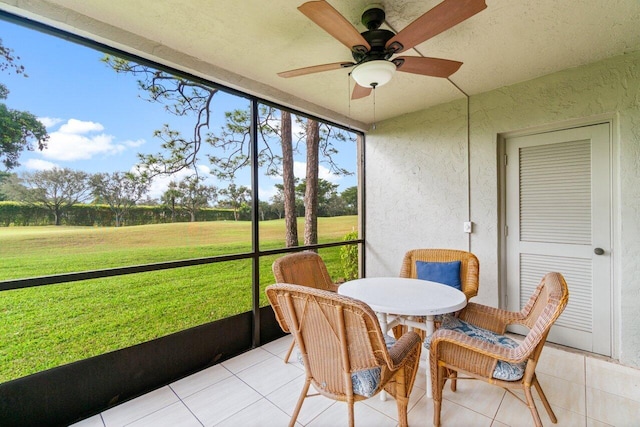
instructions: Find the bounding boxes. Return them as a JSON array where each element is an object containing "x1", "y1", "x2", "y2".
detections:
[{"x1": 71, "y1": 335, "x2": 640, "y2": 427}]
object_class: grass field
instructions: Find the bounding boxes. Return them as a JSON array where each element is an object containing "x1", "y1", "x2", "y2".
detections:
[{"x1": 0, "y1": 216, "x2": 357, "y2": 383}]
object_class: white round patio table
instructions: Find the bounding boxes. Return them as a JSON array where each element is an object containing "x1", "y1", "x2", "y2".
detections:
[{"x1": 338, "y1": 277, "x2": 467, "y2": 399}]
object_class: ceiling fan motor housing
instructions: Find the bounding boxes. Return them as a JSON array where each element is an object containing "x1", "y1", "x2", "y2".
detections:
[
  {"x1": 353, "y1": 5, "x2": 396, "y2": 63},
  {"x1": 361, "y1": 5, "x2": 385, "y2": 30}
]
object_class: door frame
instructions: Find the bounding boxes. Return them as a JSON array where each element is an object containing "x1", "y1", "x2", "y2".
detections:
[{"x1": 497, "y1": 114, "x2": 620, "y2": 359}]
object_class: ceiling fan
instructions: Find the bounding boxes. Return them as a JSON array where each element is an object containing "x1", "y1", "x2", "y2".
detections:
[{"x1": 278, "y1": 0, "x2": 487, "y2": 99}]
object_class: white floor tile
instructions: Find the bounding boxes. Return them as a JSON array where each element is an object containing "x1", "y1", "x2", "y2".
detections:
[
  {"x1": 438, "y1": 377, "x2": 505, "y2": 418},
  {"x1": 182, "y1": 375, "x2": 262, "y2": 425},
  {"x1": 266, "y1": 375, "x2": 336, "y2": 425},
  {"x1": 537, "y1": 371, "x2": 586, "y2": 415},
  {"x1": 260, "y1": 335, "x2": 293, "y2": 358},
  {"x1": 101, "y1": 386, "x2": 179, "y2": 427},
  {"x1": 586, "y1": 357, "x2": 640, "y2": 402},
  {"x1": 538, "y1": 345, "x2": 586, "y2": 384},
  {"x1": 69, "y1": 414, "x2": 105, "y2": 427},
  {"x1": 586, "y1": 387, "x2": 640, "y2": 427},
  {"x1": 409, "y1": 394, "x2": 493, "y2": 427},
  {"x1": 510, "y1": 371, "x2": 586, "y2": 416},
  {"x1": 221, "y1": 347, "x2": 274, "y2": 374},
  {"x1": 362, "y1": 382, "x2": 426, "y2": 418},
  {"x1": 215, "y1": 397, "x2": 296, "y2": 427},
  {"x1": 586, "y1": 417, "x2": 614, "y2": 427},
  {"x1": 235, "y1": 354, "x2": 304, "y2": 396},
  {"x1": 170, "y1": 364, "x2": 233, "y2": 399},
  {"x1": 126, "y1": 402, "x2": 201, "y2": 427},
  {"x1": 306, "y1": 400, "x2": 397, "y2": 427},
  {"x1": 494, "y1": 390, "x2": 585, "y2": 427}
]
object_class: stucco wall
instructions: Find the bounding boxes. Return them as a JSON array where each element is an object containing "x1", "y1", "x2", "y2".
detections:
[{"x1": 365, "y1": 51, "x2": 640, "y2": 367}]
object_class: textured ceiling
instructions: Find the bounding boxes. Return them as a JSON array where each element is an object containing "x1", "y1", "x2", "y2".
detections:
[{"x1": 2, "y1": 0, "x2": 640, "y2": 130}]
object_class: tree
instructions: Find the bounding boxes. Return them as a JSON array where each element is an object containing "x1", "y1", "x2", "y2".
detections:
[
  {"x1": 295, "y1": 178, "x2": 340, "y2": 216},
  {"x1": 102, "y1": 56, "x2": 218, "y2": 179},
  {"x1": 0, "y1": 39, "x2": 48, "y2": 170},
  {"x1": 175, "y1": 175, "x2": 217, "y2": 222},
  {"x1": 280, "y1": 111, "x2": 298, "y2": 246},
  {"x1": 103, "y1": 58, "x2": 354, "y2": 242},
  {"x1": 90, "y1": 172, "x2": 150, "y2": 227},
  {"x1": 258, "y1": 200, "x2": 279, "y2": 221},
  {"x1": 210, "y1": 109, "x2": 353, "y2": 242},
  {"x1": 0, "y1": 171, "x2": 12, "y2": 201},
  {"x1": 161, "y1": 181, "x2": 182, "y2": 222},
  {"x1": 218, "y1": 183, "x2": 250, "y2": 221},
  {"x1": 2, "y1": 168, "x2": 91, "y2": 225},
  {"x1": 304, "y1": 119, "x2": 319, "y2": 245},
  {"x1": 269, "y1": 190, "x2": 284, "y2": 219},
  {"x1": 341, "y1": 186, "x2": 358, "y2": 215}
]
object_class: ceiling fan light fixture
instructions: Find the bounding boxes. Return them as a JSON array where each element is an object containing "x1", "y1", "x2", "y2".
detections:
[{"x1": 351, "y1": 60, "x2": 396, "y2": 88}]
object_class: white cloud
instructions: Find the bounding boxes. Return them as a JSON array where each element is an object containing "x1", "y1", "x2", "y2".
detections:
[
  {"x1": 59, "y1": 118, "x2": 104, "y2": 134},
  {"x1": 23, "y1": 158, "x2": 58, "y2": 170},
  {"x1": 42, "y1": 131, "x2": 125, "y2": 161},
  {"x1": 40, "y1": 119, "x2": 126, "y2": 161},
  {"x1": 259, "y1": 185, "x2": 278, "y2": 201},
  {"x1": 38, "y1": 117, "x2": 63, "y2": 128},
  {"x1": 196, "y1": 164, "x2": 211, "y2": 175},
  {"x1": 124, "y1": 139, "x2": 146, "y2": 148},
  {"x1": 134, "y1": 164, "x2": 218, "y2": 200},
  {"x1": 293, "y1": 161, "x2": 341, "y2": 184}
]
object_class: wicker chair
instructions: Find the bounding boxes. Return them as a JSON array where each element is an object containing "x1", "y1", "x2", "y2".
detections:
[
  {"x1": 393, "y1": 249, "x2": 480, "y2": 340},
  {"x1": 400, "y1": 249, "x2": 479, "y2": 300},
  {"x1": 272, "y1": 251, "x2": 340, "y2": 362},
  {"x1": 429, "y1": 272, "x2": 569, "y2": 427},
  {"x1": 266, "y1": 283, "x2": 422, "y2": 427}
]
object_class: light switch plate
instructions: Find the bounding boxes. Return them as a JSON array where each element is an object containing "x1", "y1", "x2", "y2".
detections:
[{"x1": 463, "y1": 221, "x2": 473, "y2": 233}]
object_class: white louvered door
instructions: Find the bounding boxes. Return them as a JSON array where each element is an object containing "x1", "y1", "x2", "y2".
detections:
[{"x1": 505, "y1": 124, "x2": 611, "y2": 355}]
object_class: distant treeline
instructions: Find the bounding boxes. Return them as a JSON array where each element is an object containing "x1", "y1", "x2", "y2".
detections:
[{"x1": 0, "y1": 202, "x2": 236, "y2": 227}]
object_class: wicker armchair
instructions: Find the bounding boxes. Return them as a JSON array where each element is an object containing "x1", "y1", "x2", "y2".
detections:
[
  {"x1": 393, "y1": 249, "x2": 479, "y2": 339},
  {"x1": 429, "y1": 272, "x2": 569, "y2": 427},
  {"x1": 266, "y1": 283, "x2": 422, "y2": 427},
  {"x1": 400, "y1": 249, "x2": 479, "y2": 300},
  {"x1": 272, "y1": 251, "x2": 340, "y2": 362}
]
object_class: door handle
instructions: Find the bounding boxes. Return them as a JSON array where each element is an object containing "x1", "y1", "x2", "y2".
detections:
[{"x1": 594, "y1": 248, "x2": 605, "y2": 255}]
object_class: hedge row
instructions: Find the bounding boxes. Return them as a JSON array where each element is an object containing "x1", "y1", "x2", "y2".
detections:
[{"x1": 0, "y1": 202, "x2": 236, "y2": 227}]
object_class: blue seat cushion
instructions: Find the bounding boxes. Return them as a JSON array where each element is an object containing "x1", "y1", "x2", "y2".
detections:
[
  {"x1": 415, "y1": 261, "x2": 462, "y2": 291},
  {"x1": 425, "y1": 316, "x2": 526, "y2": 381},
  {"x1": 298, "y1": 334, "x2": 397, "y2": 397}
]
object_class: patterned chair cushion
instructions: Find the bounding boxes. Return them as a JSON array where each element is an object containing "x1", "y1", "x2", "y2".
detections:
[
  {"x1": 425, "y1": 315, "x2": 526, "y2": 381},
  {"x1": 298, "y1": 333, "x2": 397, "y2": 397},
  {"x1": 351, "y1": 366, "x2": 381, "y2": 397}
]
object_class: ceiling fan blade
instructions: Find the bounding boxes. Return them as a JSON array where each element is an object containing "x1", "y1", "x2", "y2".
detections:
[
  {"x1": 351, "y1": 84, "x2": 372, "y2": 100},
  {"x1": 386, "y1": 0, "x2": 487, "y2": 53},
  {"x1": 278, "y1": 61, "x2": 355, "y2": 78},
  {"x1": 298, "y1": 1, "x2": 371, "y2": 52},
  {"x1": 395, "y1": 56, "x2": 462, "y2": 78}
]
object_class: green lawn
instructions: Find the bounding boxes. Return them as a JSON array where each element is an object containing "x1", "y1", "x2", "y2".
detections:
[{"x1": 0, "y1": 217, "x2": 357, "y2": 383}]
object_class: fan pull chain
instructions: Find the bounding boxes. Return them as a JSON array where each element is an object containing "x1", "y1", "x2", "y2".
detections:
[
  {"x1": 347, "y1": 72, "x2": 352, "y2": 122},
  {"x1": 372, "y1": 84, "x2": 377, "y2": 130}
]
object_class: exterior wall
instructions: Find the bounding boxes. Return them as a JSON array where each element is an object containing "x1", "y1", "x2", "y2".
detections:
[{"x1": 365, "y1": 51, "x2": 640, "y2": 367}]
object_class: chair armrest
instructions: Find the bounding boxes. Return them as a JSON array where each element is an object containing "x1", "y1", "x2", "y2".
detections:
[
  {"x1": 387, "y1": 331, "x2": 422, "y2": 369},
  {"x1": 459, "y1": 302, "x2": 525, "y2": 334}
]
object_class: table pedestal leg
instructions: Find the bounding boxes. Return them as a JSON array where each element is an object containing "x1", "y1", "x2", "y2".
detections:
[
  {"x1": 376, "y1": 311, "x2": 388, "y2": 401},
  {"x1": 425, "y1": 315, "x2": 435, "y2": 399}
]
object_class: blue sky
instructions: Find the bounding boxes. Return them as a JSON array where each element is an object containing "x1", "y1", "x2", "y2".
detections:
[{"x1": 0, "y1": 18, "x2": 357, "y2": 200}]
